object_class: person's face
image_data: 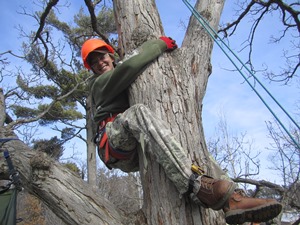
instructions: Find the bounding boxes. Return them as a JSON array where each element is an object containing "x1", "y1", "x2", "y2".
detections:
[{"x1": 88, "y1": 52, "x2": 114, "y2": 75}]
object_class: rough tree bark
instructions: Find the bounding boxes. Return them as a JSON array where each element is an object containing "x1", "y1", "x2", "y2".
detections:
[
  {"x1": 0, "y1": 88, "x2": 5, "y2": 126},
  {"x1": 0, "y1": 128, "x2": 126, "y2": 225},
  {"x1": 114, "y1": 0, "x2": 228, "y2": 224},
  {"x1": 86, "y1": 94, "x2": 97, "y2": 187}
]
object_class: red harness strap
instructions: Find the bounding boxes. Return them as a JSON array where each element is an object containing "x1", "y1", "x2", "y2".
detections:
[
  {"x1": 98, "y1": 113, "x2": 134, "y2": 164},
  {"x1": 99, "y1": 131, "x2": 111, "y2": 164},
  {"x1": 98, "y1": 114, "x2": 117, "y2": 164}
]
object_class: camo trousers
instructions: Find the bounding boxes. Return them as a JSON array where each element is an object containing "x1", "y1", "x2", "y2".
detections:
[{"x1": 105, "y1": 104, "x2": 193, "y2": 195}]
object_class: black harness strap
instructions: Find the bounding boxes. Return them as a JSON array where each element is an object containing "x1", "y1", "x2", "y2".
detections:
[
  {"x1": 0, "y1": 138, "x2": 22, "y2": 190},
  {"x1": 187, "y1": 173, "x2": 199, "y2": 196}
]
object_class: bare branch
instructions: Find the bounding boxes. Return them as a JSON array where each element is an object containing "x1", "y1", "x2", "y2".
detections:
[
  {"x1": 219, "y1": 1, "x2": 256, "y2": 37},
  {"x1": 0, "y1": 50, "x2": 26, "y2": 60},
  {"x1": 32, "y1": 0, "x2": 59, "y2": 43},
  {"x1": 219, "y1": 1, "x2": 300, "y2": 36},
  {"x1": 84, "y1": 0, "x2": 110, "y2": 43},
  {"x1": 232, "y1": 177, "x2": 285, "y2": 193},
  {"x1": 219, "y1": 0, "x2": 300, "y2": 82}
]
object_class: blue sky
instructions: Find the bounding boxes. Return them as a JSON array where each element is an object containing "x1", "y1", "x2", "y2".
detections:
[
  {"x1": 159, "y1": 0, "x2": 299, "y2": 180},
  {"x1": 1, "y1": 0, "x2": 299, "y2": 181}
]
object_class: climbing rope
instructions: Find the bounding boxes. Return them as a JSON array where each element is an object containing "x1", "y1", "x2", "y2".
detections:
[{"x1": 182, "y1": 0, "x2": 300, "y2": 149}]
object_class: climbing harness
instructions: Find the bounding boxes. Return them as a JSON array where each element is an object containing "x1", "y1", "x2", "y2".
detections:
[
  {"x1": 94, "y1": 113, "x2": 135, "y2": 168},
  {"x1": 0, "y1": 138, "x2": 22, "y2": 225},
  {"x1": 182, "y1": 0, "x2": 300, "y2": 149}
]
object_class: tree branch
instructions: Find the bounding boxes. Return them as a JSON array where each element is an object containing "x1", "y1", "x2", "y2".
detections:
[
  {"x1": 218, "y1": 0, "x2": 299, "y2": 82},
  {"x1": 32, "y1": 0, "x2": 59, "y2": 43},
  {"x1": 84, "y1": 0, "x2": 110, "y2": 44},
  {"x1": 5, "y1": 77, "x2": 92, "y2": 130},
  {"x1": 232, "y1": 177, "x2": 285, "y2": 193}
]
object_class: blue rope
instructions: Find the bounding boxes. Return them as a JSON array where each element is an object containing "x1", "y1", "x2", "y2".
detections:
[{"x1": 182, "y1": 0, "x2": 300, "y2": 149}]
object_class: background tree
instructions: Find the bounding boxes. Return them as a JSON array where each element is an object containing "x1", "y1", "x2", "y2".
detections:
[
  {"x1": 206, "y1": 110, "x2": 300, "y2": 223},
  {"x1": 32, "y1": 136, "x2": 64, "y2": 160},
  {"x1": 97, "y1": 168, "x2": 141, "y2": 213},
  {"x1": 216, "y1": 2, "x2": 300, "y2": 222},
  {"x1": 219, "y1": 0, "x2": 299, "y2": 83},
  {"x1": 1, "y1": 2, "x2": 117, "y2": 187},
  {"x1": 266, "y1": 119, "x2": 300, "y2": 223},
  {"x1": 207, "y1": 111, "x2": 260, "y2": 183}
]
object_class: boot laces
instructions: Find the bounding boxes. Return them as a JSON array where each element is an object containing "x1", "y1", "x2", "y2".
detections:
[{"x1": 201, "y1": 176, "x2": 214, "y2": 191}]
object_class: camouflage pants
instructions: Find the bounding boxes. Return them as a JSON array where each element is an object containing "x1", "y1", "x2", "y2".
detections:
[{"x1": 105, "y1": 104, "x2": 193, "y2": 195}]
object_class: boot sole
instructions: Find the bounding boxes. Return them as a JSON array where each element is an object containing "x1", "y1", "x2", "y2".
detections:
[{"x1": 225, "y1": 202, "x2": 282, "y2": 224}]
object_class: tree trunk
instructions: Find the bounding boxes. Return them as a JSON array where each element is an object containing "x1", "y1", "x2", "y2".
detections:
[
  {"x1": 86, "y1": 94, "x2": 97, "y2": 187},
  {"x1": 0, "y1": 89, "x2": 5, "y2": 126},
  {"x1": 0, "y1": 128, "x2": 125, "y2": 225},
  {"x1": 113, "y1": 0, "x2": 227, "y2": 224}
]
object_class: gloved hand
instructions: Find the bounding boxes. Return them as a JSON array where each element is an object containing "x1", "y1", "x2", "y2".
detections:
[{"x1": 159, "y1": 36, "x2": 178, "y2": 52}]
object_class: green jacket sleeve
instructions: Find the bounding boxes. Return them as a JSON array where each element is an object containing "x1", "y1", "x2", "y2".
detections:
[{"x1": 91, "y1": 39, "x2": 167, "y2": 121}]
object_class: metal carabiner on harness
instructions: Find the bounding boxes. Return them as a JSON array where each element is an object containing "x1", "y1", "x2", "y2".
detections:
[
  {"x1": 93, "y1": 128, "x2": 105, "y2": 145},
  {"x1": 191, "y1": 164, "x2": 205, "y2": 176}
]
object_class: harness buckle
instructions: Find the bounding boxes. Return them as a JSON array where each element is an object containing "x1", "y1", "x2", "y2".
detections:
[{"x1": 94, "y1": 129, "x2": 105, "y2": 144}]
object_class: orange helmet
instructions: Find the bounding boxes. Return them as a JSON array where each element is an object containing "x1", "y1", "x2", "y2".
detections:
[{"x1": 81, "y1": 39, "x2": 114, "y2": 70}]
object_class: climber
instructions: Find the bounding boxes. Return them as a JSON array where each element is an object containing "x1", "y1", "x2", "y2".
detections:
[{"x1": 81, "y1": 37, "x2": 282, "y2": 224}]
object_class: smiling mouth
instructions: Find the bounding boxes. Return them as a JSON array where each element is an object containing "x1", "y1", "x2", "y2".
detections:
[{"x1": 100, "y1": 65, "x2": 108, "y2": 70}]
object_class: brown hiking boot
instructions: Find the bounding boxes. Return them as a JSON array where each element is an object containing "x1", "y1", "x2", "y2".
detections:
[
  {"x1": 224, "y1": 189, "x2": 282, "y2": 224},
  {"x1": 194, "y1": 175, "x2": 236, "y2": 210}
]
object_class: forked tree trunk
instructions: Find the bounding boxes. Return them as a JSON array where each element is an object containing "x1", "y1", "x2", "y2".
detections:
[{"x1": 113, "y1": 0, "x2": 227, "y2": 224}]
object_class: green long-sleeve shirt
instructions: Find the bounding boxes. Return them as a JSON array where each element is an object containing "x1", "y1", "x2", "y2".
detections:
[{"x1": 91, "y1": 39, "x2": 167, "y2": 123}]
